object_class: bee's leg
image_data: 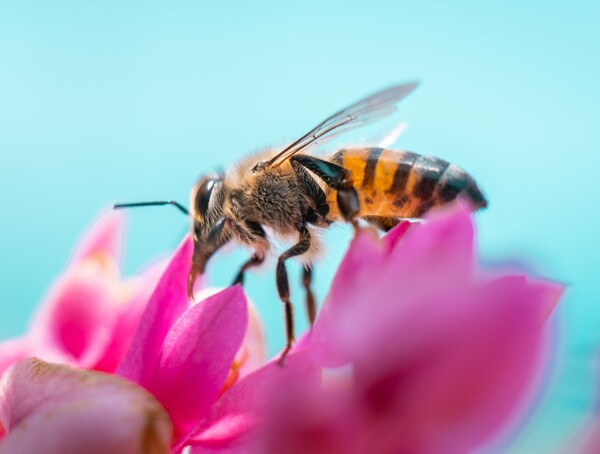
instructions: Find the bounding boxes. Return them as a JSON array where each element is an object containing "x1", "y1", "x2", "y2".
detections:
[
  {"x1": 363, "y1": 215, "x2": 401, "y2": 232},
  {"x1": 302, "y1": 265, "x2": 317, "y2": 326},
  {"x1": 231, "y1": 220, "x2": 268, "y2": 286},
  {"x1": 336, "y1": 186, "x2": 360, "y2": 231},
  {"x1": 232, "y1": 254, "x2": 264, "y2": 286},
  {"x1": 276, "y1": 226, "x2": 311, "y2": 366},
  {"x1": 290, "y1": 159, "x2": 330, "y2": 220},
  {"x1": 291, "y1": 154, "x2": 360, "y2": 228}
]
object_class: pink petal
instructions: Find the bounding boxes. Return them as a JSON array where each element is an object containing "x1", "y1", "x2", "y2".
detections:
[
  {"x1": 117, "y1": 237, "x2": 193, "y2": 386},
  {"x1": 29, "y1": 263, "x2": 120, "y2": 368},
  {"x1": 306, "y1": 203, "x2": 562, "y2": 452},
  {"x1": 184, "y1": 351, "x2": 320, "y2": 453},
  {"x1": 313, "y1": 202, "x2": 476, "y2": 366},
  {"x1": 381, "y1": 219, "x2": 412, "y2": 254},
  {"x1": 94, "y1": 260, "x2": 168, "y2": 372},
  {"x1": 381, "y1": 200, "x2": 475, "y2": 294},
  {"x1": 326, "y1": 231, "x2": 384, "y2": 311},
  {"x1": 70, "y1": 210, "x2": 125, "y2": 266},
  {"x1": 0, "y1": 339, "x2": 29, "y2": 381},
  {"x1": 351, "y1": 276, "x2": 560, "y2": 453},
  {"x1": 153, "y1": 286, "x2": 247, "y2": 440},
  {"x1": 0, "y1": 358, "x2": 172, "y2": 454},
  {"x1": 258, "y1": 383, "x2": 361, "y2": 454},
  {"x1": 310, "y1": 231, "x2": 386, "y2": 366},
  {"x1": 315, "y1": 231, "x2": 382, "y2": 322},
  {"x1": 191, "y1": 288, "x2": 267, "y2": 379},
  {"x1": 528, "y1": 278, "x2": 564, "y2": 323},
  {"x1": 237, "y1": 302, "x2": 267, "y2": 378}
]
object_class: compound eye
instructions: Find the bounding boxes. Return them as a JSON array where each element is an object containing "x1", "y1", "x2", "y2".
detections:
[{"x1": 194, "y1": 179, "x2": 216, "y2": 214}]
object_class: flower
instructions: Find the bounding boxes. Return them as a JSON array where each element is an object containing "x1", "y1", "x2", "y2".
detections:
[
  {"x1": 0, "y1": 211, "x2": 164, "y2": 376},
  {"x1": 0, "y1": 232, "x2": 264, "y2": 452},
  {"x1": 181, "y1": 349, "x2": 320, "y2": 453},
  {"x1": 0, "y1": 358, "x2": 172, "y2": 453},
  {"x1": 0, "y1": 210, "x2": 267, "y2": 449},
  {"x1": 0, "y1": 202, "x2": 564, "y2": 453},
  {"x1": 189, "y1": 202, "x2": 563, "y2": 454},
  {"x1": 116, "y1": 237, "x2": 257, "y2": 450}
]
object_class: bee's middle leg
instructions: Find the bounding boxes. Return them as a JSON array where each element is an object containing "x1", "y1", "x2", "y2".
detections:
[{"x1": 276, "y1": 226, "x2": 311, "y2": 365}]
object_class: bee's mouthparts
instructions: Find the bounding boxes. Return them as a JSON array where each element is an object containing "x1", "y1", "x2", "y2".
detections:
[{"x1": 187, "y1": 255, "x2": 207, "y2": 301}]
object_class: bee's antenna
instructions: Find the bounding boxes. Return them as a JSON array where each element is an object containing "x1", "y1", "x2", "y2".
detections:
[{"x1": 113, "y1": 201, "x2": 190, "y2": 216}]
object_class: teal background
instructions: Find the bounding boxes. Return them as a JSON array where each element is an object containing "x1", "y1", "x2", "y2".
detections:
[{"x1": 0, "y1": 1, "x2": 598, "y2": 451}]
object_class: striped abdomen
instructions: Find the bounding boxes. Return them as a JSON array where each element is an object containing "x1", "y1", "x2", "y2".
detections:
[{"x1": 327, "y1": 147, "x2": 487, "y2": 219}]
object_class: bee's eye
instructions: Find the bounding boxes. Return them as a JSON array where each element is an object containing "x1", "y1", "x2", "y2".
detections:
[
  {"x1": 192, "y1": 223, "x2": 201, "y2": 242},
  {"x1": 195, "y1": 179, "x2": 216, "y2": 214}
]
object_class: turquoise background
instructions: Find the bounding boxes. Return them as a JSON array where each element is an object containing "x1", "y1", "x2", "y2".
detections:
[{"x1": 0, "y1": 1, "x2": 598, "y2": 451}]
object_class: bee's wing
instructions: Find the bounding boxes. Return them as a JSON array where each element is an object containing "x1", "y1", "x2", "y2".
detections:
[
  {"x1": 266, "y1": 82, "x2": 418, "y2": 167},
  {"x1": 376, "y1": 121, "x2": 408, "y2": 148},
  {"x1": 309, "y1": 120, "x2": 409, "y2": 153}
]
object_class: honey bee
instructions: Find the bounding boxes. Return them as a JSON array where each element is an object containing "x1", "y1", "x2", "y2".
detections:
[{"x1": 116, "y1": 82, "x2": 487, "y2": 362}]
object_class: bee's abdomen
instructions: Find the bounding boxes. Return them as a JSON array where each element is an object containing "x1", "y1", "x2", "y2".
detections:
[{"x1": 328, "y1": 147, "x2": 487, "y2": 219}]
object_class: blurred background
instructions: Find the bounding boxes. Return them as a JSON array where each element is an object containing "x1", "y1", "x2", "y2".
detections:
[{"x1": 0, "y1": 1, "x2": 598, "y2": 451}]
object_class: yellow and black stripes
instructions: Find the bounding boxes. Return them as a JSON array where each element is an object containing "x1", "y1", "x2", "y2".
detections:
[
  {"x1": 412, "y1": 156, "x2": 450, "y2": 200},
  {"x1": 327, "y1": 147, "x2": 487, "y2": 221},
  {"x1": 362, "y1": 147, "x2": 384, "y2": 188},
  {"x1": 385, "y1": 151, "x2": 419, "y2": 195}
]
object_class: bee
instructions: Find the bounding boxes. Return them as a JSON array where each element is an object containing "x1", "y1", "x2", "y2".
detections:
[{"x1": 116, "y1": 82, "x2": 487, "y2": 363}]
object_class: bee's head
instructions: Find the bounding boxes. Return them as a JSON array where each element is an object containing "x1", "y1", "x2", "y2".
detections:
[{"x1": 188, "y1": 175, "x2": 231, "y2": 299}]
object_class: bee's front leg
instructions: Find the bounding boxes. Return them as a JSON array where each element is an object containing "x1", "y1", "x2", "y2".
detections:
[
  {"x1": 231, "y1": 220, "x2": 268, "y2": 286},
  {"x1": 232, "y1": 254, "x2": 264, "y2": 286},
  {"x1": 276, "y1": 226, "x2": 311, "y2": 366}
]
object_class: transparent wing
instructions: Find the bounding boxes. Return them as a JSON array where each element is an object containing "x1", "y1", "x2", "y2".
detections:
[
  {"x1": 266, "y1": 82, "x2": 418, "y2": 167},
  {"x1": 377, "y1": 121, "x2": 408, "y2": 148}
]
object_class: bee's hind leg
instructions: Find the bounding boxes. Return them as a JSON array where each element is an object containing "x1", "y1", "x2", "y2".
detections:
[
  {"x1": 363, "y1": 216, "x2": 401, "y2": 232},
  {"x1": 276, "y1": 226, "x2": 312, "y2": 366},
  {"x1": 302, "y1": 265, "x2": 317, "y2": 326},
  {"x1": 336, "y1": 186, "x2": 360, "y2": 232}
]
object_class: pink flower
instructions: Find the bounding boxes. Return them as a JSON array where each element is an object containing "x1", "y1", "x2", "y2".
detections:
[
  {"x1": 193, "y1": 202, "x2": 563, "y2": 454},
  {"x1": 293, "y1": 203, "x2": 562, "y2": 453},
  {"x1": 0, "y1": 202, "x2": 564, "y2": 453},
  {"x1": 182, "y1": 349, "x2": 320, "y2": 453},
  {"x1": 0, "y1": 211, "x2": 163, "y2": 376},
  {"x1": 0, "y1": 358, "x2": 172, "y2": 453},
  {"x1": 0, "y1": 230, "x2": 264, "y2": 452},
  {"x1": 0, "y1": 211, "x2": 267, "y2": 449},
  {"x1": 115, "y1": 237, "x2": 256, "y2": 450}
]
